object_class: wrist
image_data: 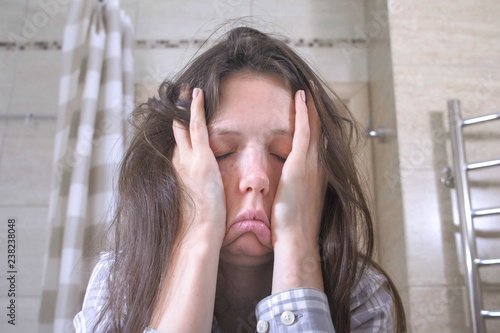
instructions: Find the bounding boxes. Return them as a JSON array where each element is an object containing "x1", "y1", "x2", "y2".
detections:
[
  {"x1": 177, "y1": 231, "x2": 222, "y2": 256},
  {"x1": 273, "y1": 232, "x2": 318, "y2": 251},
  {"x1": 272, "y1": 236, "x2": 324, "y2": 293},
  {"x1": 178, "y1": 219, "x2": 225, "y2": 250}
]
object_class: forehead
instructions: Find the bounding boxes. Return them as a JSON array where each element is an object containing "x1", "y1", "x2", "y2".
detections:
[{"x1": 209, "y1": 73, "x2": 295, "y2": 133}]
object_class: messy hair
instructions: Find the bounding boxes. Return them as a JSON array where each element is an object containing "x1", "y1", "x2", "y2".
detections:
[{"x1": 98, "y1": 26, "x2": 406, "y2": 332}]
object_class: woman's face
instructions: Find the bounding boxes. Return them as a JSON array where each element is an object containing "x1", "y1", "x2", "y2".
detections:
[{"x1": 209, "y1": 72, "x2": 295, "y2": 267}]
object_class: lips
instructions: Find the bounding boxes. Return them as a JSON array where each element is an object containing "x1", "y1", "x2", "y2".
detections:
[
  {"x1": 231, "y1": 209, "x2": 270, "y2": 229},
  {"x1": 224, "y1": 208, "x2": 273, "y2": 250}
]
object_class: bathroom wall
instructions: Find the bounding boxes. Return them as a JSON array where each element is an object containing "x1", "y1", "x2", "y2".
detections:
[
  {"x1": 132, "y1": 0, "x2": 369, "y2": 104},
  {"x1": 387, "y1": 1, "x2": 500, "y2": 332},
  {"x1": 0, "y1": 0, "x2": 64, "y2": 331},
  {"x1": 0, "y1": 0, "x2": 368, "y2": 332}
]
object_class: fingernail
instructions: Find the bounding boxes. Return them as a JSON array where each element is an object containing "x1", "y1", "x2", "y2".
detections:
[
  {"x1": 300, "y1": 90, "x2": 306, "y2": 103},
  {"x1": 192, "y1": 88, "x2": 200, "y2": 99}
]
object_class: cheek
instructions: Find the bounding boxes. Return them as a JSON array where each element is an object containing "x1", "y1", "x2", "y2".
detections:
[
  {"x1": 268, "y1": 159, "x2": 284, "y2": 191},
  {"x1": 218, "y1": 160, "x2": 237, "y2": 191}
]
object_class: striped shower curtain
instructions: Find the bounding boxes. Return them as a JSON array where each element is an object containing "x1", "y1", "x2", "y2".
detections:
[{"x1": 38, "y1": 0, "x2": 134, "y2": 332}]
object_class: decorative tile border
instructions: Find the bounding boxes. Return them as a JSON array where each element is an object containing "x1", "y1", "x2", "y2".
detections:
[
  {"x1": 0, "y1": 38, "x2": 366, "y2": 51},
  {"x1": 134, "y1": 38, "x2": 367, "y2": 49},
  {"x1": 0, "y1": 41, "x2": 62, "y2": 51}
]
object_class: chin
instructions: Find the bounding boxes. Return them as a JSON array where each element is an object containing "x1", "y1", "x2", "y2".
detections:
[{"x1": 220, "y1": 232, "x2": 274, "y2": 267}]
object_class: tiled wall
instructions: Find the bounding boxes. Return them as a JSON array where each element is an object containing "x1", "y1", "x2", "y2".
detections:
[
  {"x1": 389, "y1": 1, "x2": 500, "y2": 332},
  {"x1": 1, "y1": 1, "x2": 63, "y2": 332},
  {"x1": 0, "y1": 0, "x2": 368, "y2": 332},
  {"x1": 132, "y1": 0, "x2": 369, "y2": 106}
]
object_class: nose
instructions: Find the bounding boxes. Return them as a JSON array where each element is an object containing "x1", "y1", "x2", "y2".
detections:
[{"x1": 239, "y1": 149, "x2": 270, "y2": 196}]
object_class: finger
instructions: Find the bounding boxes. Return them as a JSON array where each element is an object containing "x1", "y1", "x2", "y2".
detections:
[
  {"x1": 172, "y1": 119, "x2": 191, "y2": 151},
  {"x1": 291, "y1": 90, "x2": 310, "y2": 156},
  {"x1": 305, "y1": 85, "x2": 321, "y2": 150},
  {"x1": 189, "y1": 88, "x2": 210, "y2": 149}
]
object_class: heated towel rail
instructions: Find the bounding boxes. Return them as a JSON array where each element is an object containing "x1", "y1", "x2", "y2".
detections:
[{"x1": 442, "y1": 99, "x2": 500, "y2": 333}]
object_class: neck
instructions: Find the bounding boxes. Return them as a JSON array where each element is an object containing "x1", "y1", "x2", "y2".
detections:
[{"x1": 215, "y1": 259, "x2": 273, "y2": 332}]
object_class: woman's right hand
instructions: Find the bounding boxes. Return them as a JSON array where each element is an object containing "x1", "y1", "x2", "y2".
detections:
[
  {"x1": 150, "y1": 88, "x2": 224, "y2": 332},
  {"x1": 172, "y1": 87, "x2": 226, "y2": 248}
]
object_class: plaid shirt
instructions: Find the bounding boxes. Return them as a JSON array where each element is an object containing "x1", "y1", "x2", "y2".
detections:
[{"x1": 74, "y1": 252, "x2": 393, "y2": 332}]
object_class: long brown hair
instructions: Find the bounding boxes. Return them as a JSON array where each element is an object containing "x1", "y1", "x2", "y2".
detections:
[{"x1": 97, "y1": 26, "x2": 406, "y2": 332}]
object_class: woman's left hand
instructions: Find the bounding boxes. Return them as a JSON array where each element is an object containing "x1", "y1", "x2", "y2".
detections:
[{"x1": 271, "y1": 87, "x2": 327, "y2": 293}]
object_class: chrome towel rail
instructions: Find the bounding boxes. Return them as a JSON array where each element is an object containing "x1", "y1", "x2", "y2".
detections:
[{"x1": 442, "y1": 99, "x2": 500, "y2": 333}]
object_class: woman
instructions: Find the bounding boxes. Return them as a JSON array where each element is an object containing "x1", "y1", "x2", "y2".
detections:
[{"x1": 74, "y1": 26, "x2": 406, "y2": 332}]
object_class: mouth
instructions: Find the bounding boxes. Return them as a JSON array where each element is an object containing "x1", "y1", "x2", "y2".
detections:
[
  {"x1": 224, "y1": 208, "x2": 273, "y2": 250},
  {"x1": 231, "y1": 209, "x2": 270, "y2": 229}
]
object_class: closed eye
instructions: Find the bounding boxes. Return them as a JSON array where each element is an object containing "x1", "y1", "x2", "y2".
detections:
[
  {"x1": 215, "y1": 152, "x2": 233, "y2": 161},
  {"x1": 271, "y1": 153, "x2": 287, "y2": 163}
]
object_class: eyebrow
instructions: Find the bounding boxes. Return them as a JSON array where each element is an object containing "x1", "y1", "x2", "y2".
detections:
[{"x1": 209, "y1": 128, "x2": 292, "y2": 137}]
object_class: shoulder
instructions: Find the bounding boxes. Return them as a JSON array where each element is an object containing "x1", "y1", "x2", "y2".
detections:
[
  {"x1": 351, "y1": 267, "x2": 390, "y2": 307},
  {"x1": 92, "y1": 251, "x2": 115, "y2": 275},
  {"x1": 350, "y1": 266, "x2": 393, "y2": 331},
  {"x1": 74, "y1": 252, "x2": 116, "y2": 331},
  {"x1": 85, "y1": 251, "x2": 115, "y2": 292}
]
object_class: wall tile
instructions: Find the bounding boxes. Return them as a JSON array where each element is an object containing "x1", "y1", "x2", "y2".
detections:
[
  {"x1": 136, "y1": 0, "x2": 251, "y2": 40},
  {"x1": 374, "y1": 168, "x2": 407, "y2": 290},
  {"x1": 482, "y1": 268, "x2": 500, "y2": 332},
  {"x1": 295, "y1": 45, "x2": 368, "y2": 83},
  {"x1": 0, "y1": 297, "x2": 41, "y2": 332},
  {"x1": 368, "y1": 66, "x2": 397, "y2": 136},
  {"x1": 468, "y1": 166, "x2": 500, "y2": 212},
  {"x1": 462, "y1": 120, "x2": 500, "y2": 166},
  {"x1": 0, "y1": 80, "x2": 13, "y2": 113},
  {"x1": 136, "y1": 0, "x2": 366, "y2": 41},
  {"x1": 0, "y1": 121, "x2": 6, "y2": 149},
  {"x1": 134, "y1": 45, "x2": 367, "y2": 98},
  {"x1": 0, "y1": 121, "x2": 55, "y2": 206},
  {"x1": 402, "y1": 168, "x2": 465, "y2": 286},
  {"x1": 0, "y1": 0, "x2": 27, "y2": 42},
  {"x1": 134, "y1": 47, "x2": 202, "y2": 104},
  {"x1": 120, "y1": 0, "x2": 140, "y2": 30},
  {"x1": 393, "y1": 64, "x2": 500, "y2": 170},
  {"x1": 393, "y1": 64, "x2": 500, "y2": 119},
  {"x1": 0, "y1": 207, "x2": 49, "y2": 298},
  {"x1": 10, "y1": 50, "x2": 61, "y2": 116},
  {"x1": 364, "y1": 0, "x2": 392, "y2": 79},
  {"x1": 409, "y1": 286, "x2": 468, "y2": 333},
  {"x1": 19, "y1": 0, "x2": 139, "y2": 43},
  {"x1": 22, "y1": 0, "x2": 67, "y2": 43},
  {"x1": 486, "y1": 319, "x2": 500, "y2": 333},
  {"x1": 252, "y1": 0, "x2": 365, "y2": 40},
  {"x1": 0, "y1": 51, "x2": 18, "y2": 113},
  {"x1": 390, "y1": 0, "x2": 500, "y2": 66},
  {"x1": 370, "y1": 106, "x2": 408, "y2": 291}
]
